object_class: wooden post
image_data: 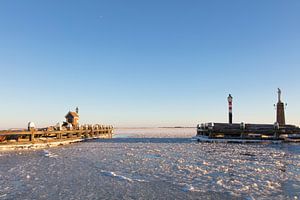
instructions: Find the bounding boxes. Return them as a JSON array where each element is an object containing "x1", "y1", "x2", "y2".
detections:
[
  {"x1": 84, "y1": 131, "x2": 89, "y2": 138},
  {"x1": 274, "y1": 131, "x2": 279, "y2": 139},
  {"x1": 16, "y1": 135, "x2": 20, "y2": 142},
  {"x1": 274, "y1": 122, "x2": 280, "y2": 139},
  {"x1": 30, "y1": 130, "x2": 35, "y2": 142},
  {"x1": 91, "y1": 127, "x2": 94, "y2": 137},
  {"x1": 240, "y1": 122, "x2": 245, "y2": 138},
  {"x1": 57, "y1": 133, "x2": 62, "y2": 139},
  {"x1": 208, "y1": 131, "x2": 213, "y2": 139}
]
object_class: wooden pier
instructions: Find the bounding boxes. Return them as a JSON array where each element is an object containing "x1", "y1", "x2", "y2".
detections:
[
  {"x1": 0, "y1": 125, "x2": 114, "y2": 144},
  {"x1": 0, "y1": 107, "x2": 114, "y2": 149},
  {"x1": 196, "y1": 122, "x2": 300, "y2": 143}
]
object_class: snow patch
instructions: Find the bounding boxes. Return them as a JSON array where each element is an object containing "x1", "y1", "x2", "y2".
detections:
[
  {"x1": 100, "y1": 170, "x2": 148, "y2": 183},
  {"x1": 182, "y1": 184, "x2": 200, "y2": 192},
  {"x1": 43, "y1": 150, "x2": 58, "y2": 158}
]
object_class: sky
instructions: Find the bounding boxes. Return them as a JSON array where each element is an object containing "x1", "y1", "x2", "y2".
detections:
[{"x1": 0, "y1": 0, "x2": 300, "y2": 129}]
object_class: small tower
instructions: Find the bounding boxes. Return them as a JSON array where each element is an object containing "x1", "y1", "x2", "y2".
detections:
[
  {"x1": 76, "y1": 107, "x2": 79, "y2": 114},
  {"x1": 276, "y1": 88, "x2": 285, "y2": 126},
  {"x1": 65, "y1": 108, "x2": 79, "y2": 128},
  {"x1": 228, "y1": 94, "x2": 233, "y2": 124}
]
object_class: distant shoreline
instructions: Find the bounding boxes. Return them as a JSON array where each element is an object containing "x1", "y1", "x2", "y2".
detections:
[
  {"x1": 115, "y1": 127, "x2": 196, "y2": 129},
  {"x1": 159, "y1": 127, "x2": 196, "y2": 129}
]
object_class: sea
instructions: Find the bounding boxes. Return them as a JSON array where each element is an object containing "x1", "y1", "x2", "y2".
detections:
[{"x1": 0, "y1": 128, "x2": 299, "y2": 200}]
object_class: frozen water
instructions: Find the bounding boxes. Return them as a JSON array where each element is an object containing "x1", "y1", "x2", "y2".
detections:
[
  {"x1": 114, "y1": 127, "x2": 195, "y2": 138},
  {"x1": 0, "y1": 128, "x2": 299, "y2": 199}
]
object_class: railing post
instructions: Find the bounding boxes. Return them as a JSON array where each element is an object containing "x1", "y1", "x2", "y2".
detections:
[{"x1": 30, "y1": 130, "x2": 35, "y2": 142}]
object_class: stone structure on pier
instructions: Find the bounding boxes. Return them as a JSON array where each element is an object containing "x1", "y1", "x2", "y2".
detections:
[{"x1": 276, "y1": 88, "x2": 286, "y2": 126}]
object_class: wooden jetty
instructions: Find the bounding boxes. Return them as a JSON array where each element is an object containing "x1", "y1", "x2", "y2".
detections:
[
  {"x1": 195, "y1": 122, "x2": 300, "y2": 143},
  {"x1": 0, "y1": 125, "x2": 114, "y2": 144},
  {"x1": 0, "y1": 107, "x2": 114, "y2": 149}
]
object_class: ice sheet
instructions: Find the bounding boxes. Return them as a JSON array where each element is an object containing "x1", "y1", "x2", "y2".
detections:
[{"x1": 0, "y1": 128, "x2": 299, "y2": 199}]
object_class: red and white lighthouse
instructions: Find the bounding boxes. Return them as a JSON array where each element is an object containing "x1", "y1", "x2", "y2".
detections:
[{"x1": 228, "y1": 94, "x2": 233, "y2": 124}]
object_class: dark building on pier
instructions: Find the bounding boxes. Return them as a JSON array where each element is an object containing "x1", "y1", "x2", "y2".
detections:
[{"x1": 65, "y1": 107, "x2": 79, "y2": 127}]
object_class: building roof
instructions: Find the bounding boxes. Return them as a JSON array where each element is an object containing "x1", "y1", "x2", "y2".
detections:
[{"x1": 65, "y1": 111, "x2": 79, "y2": 118}]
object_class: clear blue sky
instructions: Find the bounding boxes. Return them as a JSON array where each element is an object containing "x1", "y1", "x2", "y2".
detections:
[{"x1": 0, "y1": 0, "x2": 299, "y2": 128}]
